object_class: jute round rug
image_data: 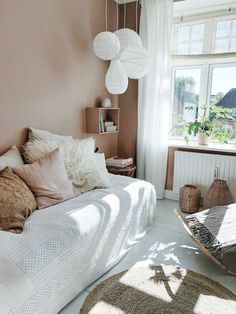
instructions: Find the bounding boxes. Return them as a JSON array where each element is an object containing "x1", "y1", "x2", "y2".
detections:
[{"x1": 81, "y1": 266, "x2": 236, "y2": 314}]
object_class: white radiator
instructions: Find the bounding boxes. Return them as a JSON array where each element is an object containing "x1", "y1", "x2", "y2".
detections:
[{"x1": 173, "y1": 151, "x2": 236, "y2": 198}]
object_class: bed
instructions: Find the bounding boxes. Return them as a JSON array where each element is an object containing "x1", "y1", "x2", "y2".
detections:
[{"x1": 0, "y1": 174, "x2": 156, "y2": 314}]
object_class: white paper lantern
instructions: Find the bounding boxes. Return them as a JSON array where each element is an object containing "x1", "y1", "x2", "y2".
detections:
[
  {"x1": 105, "y1": 60, "x2": 128, "y2": 95},
  {"x1": 114, "y1": 28, "x2": 143, "y2": 55},
  {"x1": 93, "y1": 32, "x2": 120, "y2": 61},
  {"x1": 120, "y1": 46, "x2": 150, "y2": 79}
]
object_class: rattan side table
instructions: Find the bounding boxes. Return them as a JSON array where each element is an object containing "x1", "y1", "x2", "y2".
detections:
[{"x1": 106, "y1": 164, "x2": 136, "y2": 177}]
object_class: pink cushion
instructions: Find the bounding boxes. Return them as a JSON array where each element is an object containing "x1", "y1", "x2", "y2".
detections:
[{"x1": 13, "y1": 149, "x2": 77, "y2": 209}]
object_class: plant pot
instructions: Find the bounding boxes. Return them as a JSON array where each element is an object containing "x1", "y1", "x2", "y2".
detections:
[{"x1": 197, "y1": 132, "x2": 210, "y2": 145}]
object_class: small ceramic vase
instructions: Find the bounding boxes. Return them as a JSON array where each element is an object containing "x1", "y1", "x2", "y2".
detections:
[{"x1": 102, "y1": 98, "x2": 112, "y2": 108}]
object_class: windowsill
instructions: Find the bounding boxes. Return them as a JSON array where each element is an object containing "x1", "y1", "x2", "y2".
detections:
[
  {"x1": 168, "y1": 139, "x2": 236, "y2": 154},
  {"x1": 171, "y1": 52, "x2": 236, "y2": 59}
]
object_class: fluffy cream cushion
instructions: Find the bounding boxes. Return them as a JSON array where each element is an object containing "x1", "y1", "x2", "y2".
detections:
[
  {"x1": 13, "y1": 149, "x2": 76, "y2": 209},
  {"x1": 0, "y1": 146, "x2": 24, "y2": 171},
  {"x1": 28, "y1": 128, "x2": 72, "y2": 142},
  {"x1": 22, "y1": 138, "x2": 111, "y2": 193}
]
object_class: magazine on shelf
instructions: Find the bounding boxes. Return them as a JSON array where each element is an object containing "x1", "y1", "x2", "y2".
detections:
[
  {"x1": 106, "y1": 156, "x2": 133, "y2": 168},
  {"x1": 104, "y1": 121, "x2": 114, "y2": 127},
  {"x1": 105, "y1": 125, "x2": 117, "y2": 132}
]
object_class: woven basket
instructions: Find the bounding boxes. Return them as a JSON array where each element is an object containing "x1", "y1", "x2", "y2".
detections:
[
  {"x1": 106, "y1": 165, "x2": 136, "y2": 177},
  {"x1": 179, "y1": 185, "x2": 201, "y2": 213},
  {"x1": 203, "y1": 179, "x2": 235, "y2": 209}
]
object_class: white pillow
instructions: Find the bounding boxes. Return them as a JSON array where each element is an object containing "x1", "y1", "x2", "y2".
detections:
[
  {"x1": 22, "y1": 138, "x2": 111, "y2": 193},
  {"x1": 0, "y1": 146, "x2": 24, "y2": 171},
  {"x1": 94, "y1": 153, "x2": 108, "y2": 174},
  {"x1": 28, "y1": 128, "x2": 72, "y2": 142}
]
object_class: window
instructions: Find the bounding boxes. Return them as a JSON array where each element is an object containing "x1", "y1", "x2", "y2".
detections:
[
  {"x1": 173, "y1": 68, "x2": 201, "y2": 123},
  {"x1": 214, "y1": 19, "x2": 236, "y2": 53},
  {"x1": 176, "y1": 24, "x2": 205, "y2": 54},
  {"x1": 173, "y1": 15, "x2": 236, "y2": 55},
  {"x1": 210, "y1": 65, "x2": 236, "y2": 140},
  {"x1": 210, "y1": 66, "x2": 236, "y2": 107},
  {"x1": 171, "y1": 13, "x2": 236, "y2": 143}
]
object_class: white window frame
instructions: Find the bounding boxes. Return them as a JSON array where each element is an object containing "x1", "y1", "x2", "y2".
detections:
[
  {"x1": 170, "y1": 11, "x2": 236, "y2": 144},
  {"x1": 207, "y1": 62, "x2": 236, "y2": 106},
  {"x1": 171, "y1": 65, "x2": 204, "y2": 121},
  {"x1": 172, "y1": 19, "x2": 207, "y2": 55},
  {"x1": 173, "y1": 14, "x2": 236, "y2": 55},
  {"x1": 170, "y1": 55, "x2": 236, "y2": 142},
  {"x1": 212, "y1": 16, "x2": 236, "y2": 53}
]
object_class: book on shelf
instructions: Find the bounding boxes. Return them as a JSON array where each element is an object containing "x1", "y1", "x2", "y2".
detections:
[
  {"x1": 106, "y1": 156, "x2": 133, "y2": 168},
  {"x1": 99, "y1": 113, "x2": 104, "y2": 133},
  {"x1": 105, "y1": 125, "x2": 117, "y2": 132},
  {"x1": 104, "y1": 121, "x2": 114, "y2": 127}
]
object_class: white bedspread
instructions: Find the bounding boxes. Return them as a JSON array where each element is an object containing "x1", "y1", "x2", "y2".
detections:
[{"x1": 0, "y1": 175, "x2": 156, "y2": 314}]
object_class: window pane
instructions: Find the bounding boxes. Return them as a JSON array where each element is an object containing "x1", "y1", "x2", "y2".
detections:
[
  {"x1": 210, "y1": 66, "x2": 236, "y2": 141},
  {"x1": 178, "y1": 26, "x2": 190, "y2": 42},
  {"x1": 190, "y1": 42, "x2": 203, "y2": 54},
  {"x1": 230, "y1": 38, "x2": 236, "y2": 52},
  {"x1": 215, "y1": 39, "x2": 229, "y2": 53},
  {"x1": 216, "y1": 20, "x2": 231, "y2": 38},
  {"x1": 173, "y1": 69, "x2": 201, "y2": 131},
  {"x1": 232, "y1": 20, "x2": 236, "y2": 36},
  {"x1": 177, "y1": 43, "x2": 189, "y2": 54},
  {"x1": 191, "y1": 24, "x2": 204, "y2": 40}
]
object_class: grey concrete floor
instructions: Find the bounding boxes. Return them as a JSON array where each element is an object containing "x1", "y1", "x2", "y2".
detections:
[{"x1": 60, "y1": 199, "x2": 236, "y2": 313}]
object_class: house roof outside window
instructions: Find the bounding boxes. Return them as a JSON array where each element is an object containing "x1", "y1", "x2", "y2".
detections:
[{"x1": 217, "y1": 88, "x2": 236, "y2": 109}]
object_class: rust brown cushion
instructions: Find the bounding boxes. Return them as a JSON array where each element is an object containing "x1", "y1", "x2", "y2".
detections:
[{"x1": 0, "y1": 167, "x2": 37, "y2": 234}]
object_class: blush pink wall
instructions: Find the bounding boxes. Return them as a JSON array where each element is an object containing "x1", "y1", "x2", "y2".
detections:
[{"x1": 0, "y1": 0, "x2": 118, "y2": 157}]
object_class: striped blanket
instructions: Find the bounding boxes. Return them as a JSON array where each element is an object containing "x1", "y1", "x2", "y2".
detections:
[{"x1": 185, "y1": 203, "x2": 236, "y2": 261}]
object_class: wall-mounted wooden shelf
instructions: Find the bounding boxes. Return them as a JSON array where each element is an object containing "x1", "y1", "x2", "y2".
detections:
[{"x1": 86, "y1": 107, "x2": 120, "y2": 134}]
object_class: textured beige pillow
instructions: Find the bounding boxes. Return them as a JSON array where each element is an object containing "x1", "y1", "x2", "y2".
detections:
[
  {"x1": 0, "y1": 167, "x2": 37, "y2": 233},
  {"x1": 0, "y1": 145, "x2": 24, "y2": 171},
  {"x1": 13, "y1": 149, "x2": 77, "y2": 209},
  {"x1": 28, "y1": 128, "x2": 72, "y2": 142},
  {"x1": 22, "y1": 137, "x2": 111, "y2": 193}
]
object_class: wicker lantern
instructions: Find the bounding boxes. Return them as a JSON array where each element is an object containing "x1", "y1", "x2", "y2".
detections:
[
  {"x1": 179, "y1": 184, "x2": 201, "y2": 213},
  {"x1": 203, "y1": 179, "x2": 235, "y2": 209}
]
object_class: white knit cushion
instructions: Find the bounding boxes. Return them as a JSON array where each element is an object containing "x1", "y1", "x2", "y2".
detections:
[
  {"x1": 22, "y1": 138, "x2": 110, "y2": 193},
  {"x1": 28, "y1": 128, "x2": 72, "y2": 142},
  {"x1": 0, "y1": 146, "x2": 24, "y2": 171},
  {"x1": 94, "y1": 153, "x2": 108, "y2": 174}
]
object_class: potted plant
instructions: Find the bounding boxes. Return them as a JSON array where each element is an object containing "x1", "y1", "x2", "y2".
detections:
[{"x1": 171, "y1": 105, "x2": 235, "y2": 145}]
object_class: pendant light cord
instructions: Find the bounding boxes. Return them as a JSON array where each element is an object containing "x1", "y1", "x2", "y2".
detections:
[
  {"x1": 117, "y1": 2, "x2": 119, "y2": 31},
  {"x1": 124, "y1": 3, "x2": 126, "y2": 28},
  {"x1": 136, "y1": 0, "x2": 138, "y2": 33},
  {"x1": 105, "y1": 0, "x2": 108, "y2": 31}
]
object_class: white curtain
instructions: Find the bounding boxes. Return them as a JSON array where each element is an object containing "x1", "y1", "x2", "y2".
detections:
[{"x1": 137, "y1": 0, "x2": 173, "y2": 199}]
